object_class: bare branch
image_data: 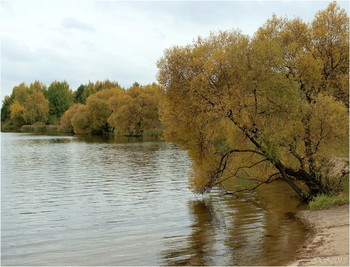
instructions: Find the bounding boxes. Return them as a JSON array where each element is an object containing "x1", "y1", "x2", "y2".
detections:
[
  {"x1": 222, "y1": 172, "x2": 280, "y2": 195},
  {"x1": 289, "y1": 141, "x2": 305, "y2": 169},
  {"x1": 212, "y1": 158, "x2": 269, "y2": 186},
  {"x1": 314, "y1": 121, "x2": 324, "y2": 153}
]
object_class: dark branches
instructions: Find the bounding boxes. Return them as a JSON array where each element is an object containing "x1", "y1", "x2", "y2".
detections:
[{"x1": 221, "y1": 172, "x2": 280, "y2": 195}]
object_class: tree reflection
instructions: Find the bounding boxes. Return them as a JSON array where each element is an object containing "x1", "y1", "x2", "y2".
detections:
[
  {"x1": 161, "y1": 199, "x2": 217, "y2": 265},
  {"x1": 161, "y1": 181, "x2": 308, "y2": 266}
]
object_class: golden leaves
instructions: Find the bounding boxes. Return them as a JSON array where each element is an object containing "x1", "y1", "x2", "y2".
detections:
[{"x1": 157, "y1": 2, "x2": 349, "y2": 194}]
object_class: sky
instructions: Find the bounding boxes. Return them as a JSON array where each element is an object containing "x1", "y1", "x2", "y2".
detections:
[{"x1": 1, "y1": 0, "x2": 349, "y2": 99}]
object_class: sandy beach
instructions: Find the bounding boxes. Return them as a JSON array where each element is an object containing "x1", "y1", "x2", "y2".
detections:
[{"x1": 290, "y1": 204, "x2": 349, "y2": 266}]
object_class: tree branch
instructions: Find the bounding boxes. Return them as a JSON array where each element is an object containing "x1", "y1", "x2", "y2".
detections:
[
  {"x1": 212, "y1": 158, "x2": 269, "y2": 186},
  {"x1": 289, "y1": 141, "x2": 305, "y2": 169},
  {"x1": 221, "y1": 172, "x2": 280, "y2": 195}
]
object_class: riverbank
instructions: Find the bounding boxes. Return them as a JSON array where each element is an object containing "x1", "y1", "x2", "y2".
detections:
[
  {"x1": 1, "y1": 123, "x2": 61, "y2": 134},
  {"x1": 290, "y1": 204, "x2": 349, "y2": 266}
]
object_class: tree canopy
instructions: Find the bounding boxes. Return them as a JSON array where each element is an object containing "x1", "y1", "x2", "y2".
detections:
[
  {"x1": 60, "y1": 83, "x2": 162, "y2": 136},
  {"x1": 2, "y1": 81, "x2": 49, "y2": 127},
  {"x1": 157, "y1": 2, "x2": 349, "y2": 200},
  {"x1": 46, "y1": 81, "x2": 74, "y2": 124}
]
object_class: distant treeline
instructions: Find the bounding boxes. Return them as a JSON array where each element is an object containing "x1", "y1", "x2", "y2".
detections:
[{"x1": 1, "y1": 80, "x2": 162, "y2": 136}]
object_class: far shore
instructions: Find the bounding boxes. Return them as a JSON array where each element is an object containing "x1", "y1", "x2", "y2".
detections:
[{"x1": 289, "y1": 204, "x2": 349, "y2": 266}]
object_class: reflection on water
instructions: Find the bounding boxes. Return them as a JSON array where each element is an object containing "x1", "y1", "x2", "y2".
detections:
[
  {"x1": 1, "y1": 133, "x2": 308, "y2": 266},
  {"x1": 162, "y1": 183, "x2": 308, "y2": 266}
]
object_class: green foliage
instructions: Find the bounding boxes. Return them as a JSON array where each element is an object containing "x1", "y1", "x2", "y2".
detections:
[
  {"x1": 1, "y1": 80, "x2": 125, "y2": 132},
  {"x1": 47, "y1": 81, "x2": 74, "y2": 121},
  {"x1": 309, "y1": 193, "x2": 348, "y2": 210},
  {"x1": 211, "y1": 137, "x2": 231, "y2": 154},
  {"x1": 1, "y1": 96, "x2": 13, "y2": 123},
  {"x1": 74, "y1": 85, "x2": 86, "y2": 104},
  {"x1": 80, "y1": 80, "x2": 121, "y2": 103}
]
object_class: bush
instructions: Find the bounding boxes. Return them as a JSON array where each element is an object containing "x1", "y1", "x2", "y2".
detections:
[
  {"x1": 309, "y1": 193, "x2": 348, "y2": 210},
  {"x1": 20, "y1": 124, "x2": 61, "y2": 134},
  {"x1": 1, "y1": 121, "x2": 19, "y2": 132}
]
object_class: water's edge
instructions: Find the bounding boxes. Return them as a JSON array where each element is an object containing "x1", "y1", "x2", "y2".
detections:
[{"x1": 289, "y1": 205, "x2": 349, "y2": 266}]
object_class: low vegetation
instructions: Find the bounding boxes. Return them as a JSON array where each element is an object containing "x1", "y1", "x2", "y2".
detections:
[{"x1": 309, "y1": 193, "x2": 349, "y2": 210}]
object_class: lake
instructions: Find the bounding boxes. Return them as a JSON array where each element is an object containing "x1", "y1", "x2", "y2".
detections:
[{"x1": 1, "y1": 132, "x2": 308, "y2": 265}]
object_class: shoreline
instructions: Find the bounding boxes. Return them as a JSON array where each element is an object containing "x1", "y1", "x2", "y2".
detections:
[{"x1": 289, "y1": 204, "x2": 349, "y2": 266}]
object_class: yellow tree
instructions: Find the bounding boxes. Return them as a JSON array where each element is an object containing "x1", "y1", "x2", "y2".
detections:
[
  {"x1": 6, "y1": 82, "x2": 49, "y2": 126},
  {"x1": 255, "y1": 1, "x2": 349, "y2": 195},
  {"x1": 22, "y1": 91, "x2": 49, "y2": 124},
  {"x1": 80, "y1": 80, "x2": 122, "y2": 104},
  {"x1": 60, "y1": 104, "x2": 82, "y2": 133},
  {"x1": 86, "y1": 88, "x2": 122, "y2": 134},
  {"x1": 108, "y1": 84, "x2": 161, "y2": 136},
  {"x1": 9, "y1": 100, "x2": 26, "y2": 126},
  {"x1": 157, "y1": 2, "x2": 348, "y2": 201},
  {"x1": 71, "y1": 105, "x2": 92, "y2": 135},
  {"x1": 64, "y1": 87, "x2": 122, "y2": 134}
]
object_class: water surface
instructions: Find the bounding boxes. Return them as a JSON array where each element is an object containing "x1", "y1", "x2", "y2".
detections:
[{"x1": 1, "y1": 133, "x2": 308, "y2": 265}]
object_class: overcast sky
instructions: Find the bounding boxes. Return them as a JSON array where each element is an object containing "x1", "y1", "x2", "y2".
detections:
[{"x1": 1, "y1": 0, "x2": 349, "y2": 99}]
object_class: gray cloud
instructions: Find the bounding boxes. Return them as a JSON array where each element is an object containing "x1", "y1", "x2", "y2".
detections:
[
  {"x1": 1, "y1": 39, "x2": 35, "y2": 62},
  {"x1": 1, "y1": 0, "x2": 349, "y2": 100},
  {"x1": 61, "y1": 17, "x2": 95, "y2": 32}
]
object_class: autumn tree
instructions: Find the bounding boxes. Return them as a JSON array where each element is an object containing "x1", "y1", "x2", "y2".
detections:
[
  {"x1": 30, "y1": 80, "x2": 47, "y2": 94},
  {"x1": 79, "y1": 80, "x2": 121, "y2": 104},
  {"x1": 3, "y1": 82, "x2": 49, "y2": 127},
  {"x1": 61, "y1": 82, "x2": 161, "y2": 136},
  {"x1": 9, "y1": 100, "x2": 26, "y2": 126},
  {"x1": 108, "y1": 83, "x2": 161, "y2": 136},
  {"x1": 22, "y1": 90, "x2": 49, "y2": 124},
  {"x1": 71, "y1": 104, "x2": 92, "y2": 135},
  {"x1": 60, "y1": 103, "x2": 82, "y2": 133},
  {"x1": 62, "y1": 87, "x2": 122, "y2": 134},
  {"x1": 85, "y1": 88, "x2": 122, "y2": 134},
  {"x1": 157, "y1": 2, "x2": 348, "y2": 201}
]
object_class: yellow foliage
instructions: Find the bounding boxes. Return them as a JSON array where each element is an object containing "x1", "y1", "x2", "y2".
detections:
[
  {"x1": 9, "y1": 101, "x2": 25, "y2": 126},
  {"x1": 157, "y1": 2, "x2": 349, "y2": 197},
  {"x1": 108, "y1": 84, "x2": 161, "y2": 136},
  {"x1": 71, "y1": 105, "x2": 92, "y2": 135},
  {"x1": 60, "y1": 104, "x2": 82, "y2": 133}
]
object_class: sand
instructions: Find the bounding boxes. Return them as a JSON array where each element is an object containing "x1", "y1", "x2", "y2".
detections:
[{"x1": 289, "y1": 204, "x2": 349, "y2": 266}]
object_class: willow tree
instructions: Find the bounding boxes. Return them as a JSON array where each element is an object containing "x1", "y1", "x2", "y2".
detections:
[
  {"x1": 65, "y1": 88, "x2": 122, "y2": 135},
  {"x1": 108, "y1": 83, "x2": 161, "y2": 136},
  {"x1": 60, "y1": 103, "x2": 82, "y2": 133},
  {"x1": 86, "y1": 88, "x2": 122, "y2": 134},
  {"x1": 157, "y1": 2, "x2": 348, "y2": 201}
]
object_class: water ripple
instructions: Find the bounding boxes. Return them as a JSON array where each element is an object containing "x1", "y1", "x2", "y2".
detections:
[{"x1": 1, "y1": 133, "x2": 308, "y2": 266}]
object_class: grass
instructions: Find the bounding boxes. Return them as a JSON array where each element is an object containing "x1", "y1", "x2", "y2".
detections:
[
  {"x1": 309, "y1": 162, "x2": 349, "y2": 210},
  {"x1": 309, "y1": 192, "x2": 349, "y2": 210}
]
